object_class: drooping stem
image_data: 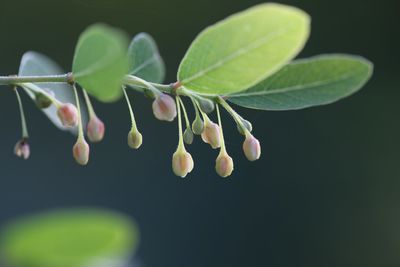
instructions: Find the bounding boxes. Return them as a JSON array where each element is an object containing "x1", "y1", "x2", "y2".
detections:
[
  {"x1": 176, "y1": 96, "x2": 184, "y2": 150},
  {"x1": 216, "y1": 104, "x2": 226, "y2": 154},
  {"x1": 14, "y1": 87, "x2": 29, "y2": 138},
  {"x1": 218, "y1": 97, "x2": 248, "y2": 134},
  {"x1": 73, "y1": 84, "x2": 85, "y2": 140},
  {"x1": 123, "y1": 87, "x2": 138, "y2": 131},
  {"x1": 82, "y1": 89, "x2": 96, "y2": 119},
  {"x1": 190, "y1": 97, "x2": 200, "y2": 118},
  {"x1": 178, "y1": 97, "x2": 190, "y2": 129}
]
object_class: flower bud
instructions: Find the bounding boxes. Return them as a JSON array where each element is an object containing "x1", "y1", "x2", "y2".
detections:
[
  {"x1": 201, "y1": 120, "x2": 221, "y2": 149},
  {"x1": 152, "y1": 93, "x2": 177, "y2": 121},
  {"x1": 57, "y1": 103, "x2": 78, "y2": 127},
  {"x1": 73, "y1": 139, "x2": 90, "y2": 165},
  {"x1": 35, "y1": 92, "x2": 53, "y2": 109},
  {"x1": 215, "y1": 151, "x2": 234, "y2": 177},
  {"x1": 183, "y1": 128, "x2": 194, "y2": 145},
  {"x1": 192, "y1": 116, "x2": 204, "y2": 135},
  {"x1": 243, "y1": 133, "x2": 261, "y2": 161},
  {"x1": 172, "y1": 149, "x2": 194, "y2": 177},
  {"x1": 14, "y1": 139, "x2": 30, "y2": 160},
  {"x1": 197, "y1": 97, "x2": 215, "y2": 114},
  {"x1": 86, "y1": 115, "x2": 105, "y2": 143},
  {"x1": 237, "y1": 118, "x2": 253, "y2": 135},
  {"x1": 127, "y1": 129, "x2": 143, "y2": 149}
]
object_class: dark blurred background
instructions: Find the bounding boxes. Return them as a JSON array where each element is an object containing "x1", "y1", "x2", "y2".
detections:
[{"x1": 0, "y1": 0, "x2": 398, "y2": 266}]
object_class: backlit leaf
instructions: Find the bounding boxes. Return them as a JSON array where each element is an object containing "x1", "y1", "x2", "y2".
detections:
[
  {"x1": 178, "y1": 3, "x2": 310, "y2": 95},
  {"x1": 228, "y1": 54, "x2": 373, "y2": 110}
]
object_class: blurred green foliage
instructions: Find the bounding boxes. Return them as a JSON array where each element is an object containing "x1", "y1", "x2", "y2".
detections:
[{"x1": 0, "y1": 209, "x2": 139, "y2": 267}]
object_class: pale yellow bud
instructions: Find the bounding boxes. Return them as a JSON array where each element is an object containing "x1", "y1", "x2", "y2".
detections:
[
  {"x1": 127, "y1": 129, "x2": 143, "y2": 149},
  {"x1": 172, "y1": 149, "x2": 194, "y2": 177},
  {"x1": 215, "y1": 151, "x2": 234, "y2": 177}
]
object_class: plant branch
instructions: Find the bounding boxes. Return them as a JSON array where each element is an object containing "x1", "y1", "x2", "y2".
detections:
[{"x1": 0, "y1": 74, "x2": 70, "y2": 85}]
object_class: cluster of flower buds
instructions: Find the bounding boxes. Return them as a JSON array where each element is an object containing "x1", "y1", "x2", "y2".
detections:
[
  {"x1": 12, "y1": 82, "x2": 261, "y2": 178},
  {"x1": 166, "y1": 94, "x2": 261, "y2": 178}
]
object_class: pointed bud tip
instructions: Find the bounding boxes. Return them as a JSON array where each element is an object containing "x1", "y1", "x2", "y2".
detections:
[
  {"x1": 172, "y1": 149, "x2": 194, "y2": 178},
  {"x1": 127, "y1": 130, "x2": 143, "y2": 149},
  {"x1": 57, "y1": 103, "x2": 78, "y2": 127},
  {"x1": 243, "y1": 133, "x2": 261, "y2": 161},
  {"x1": 14, "y1": 139, "x2": 30, "y2": 160},
  {"x1": 87, "y1": 116, "x2": 105, "y2": 143},
  {"x1": 73, "y1": 139, "x2": 90, "y2": 165},
  {"x1": 152, "y1": 93, "x2": 177, "y2": 122},
  {"x1": 215, "y1": 152, "x2": 234, "y2": 177}
]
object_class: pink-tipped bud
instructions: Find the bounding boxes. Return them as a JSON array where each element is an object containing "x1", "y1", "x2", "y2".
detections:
[
  {"x1": 73, "y1": 139, "x2": 90, "y2": 165},
  {"x1": 243, "y1": 133, "x2": 261, "y2": 161},
  {"x1": 152, "y1": 93, "x2": 177, "y2": 122},
  {"x1": 172, "y1": 149, "x2": 194, "y2": 177},
  {"x1": 127, "y1": 129, "x2": 143, "y2": 149},
  {"x1": 87, "y1": 116, "x2": 105, "y2": 143},
  {"x1": 201, "y1": 120, "x2": 221, "y2": 149},
  {"x1": 57, "y1": 103, "x2": 78, "y2": 127},
  {"x1": 14, "y1": 139, "x2": 30, "y2": 160},
  {"x1": 215, "y1": 152, "x2": 234, "y2": 177}
]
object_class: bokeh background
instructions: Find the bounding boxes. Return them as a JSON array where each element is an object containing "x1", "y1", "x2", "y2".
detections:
[{"x1": 0, "y1": 0, "x2": 398, "y2": 266}]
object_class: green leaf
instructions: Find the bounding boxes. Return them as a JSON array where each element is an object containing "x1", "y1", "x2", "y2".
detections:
[
  {"x1": 128, "y1": 33, "x2": 165, "y2": 83},
  {"x1": 72, "y1": 24, "x2": 129, "y2": 102},
  {"x1": 228, "y1": 54, "x2": 373, "y2": 110},
  {"x1": 0, "y1": 209, "x2": 139, "y2": 267},
  {"x1": 18, "y1": 51, "x2": 87, "y2": 133},
  {"x1": 178, "y1": 3, "x2": 310, "y2": 95}
]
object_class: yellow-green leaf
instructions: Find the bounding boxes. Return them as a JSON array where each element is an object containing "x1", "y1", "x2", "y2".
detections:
[
  {"x1": 72, "y1": 24, "x2": 129, "y2": 102},
  {"x1": 178, "y1": 3, "x2": 310, "y2": 95}
]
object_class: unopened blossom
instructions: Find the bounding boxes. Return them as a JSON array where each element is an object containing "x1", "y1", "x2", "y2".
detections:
[
  {"x1": 127, "y1": 129, "x2": 143, "y2": 149},
  {"x1": 73, "y1": 138, "x2": 90, "y2": 165},
  {"x1": 152, "y1": 93, "x2": 177, "y2": 121},
  {"x1": 201, "y1": 119, "x2": 221, "y2": 149},
  {"x1": 243, "y1": 133, "x2": 261, "y2": 161},
  {"x1": 14, "y1": 139, "x2": 30, "y2": 160},
  {"x1": 172, "y1": 148, "x2": 194, "y2": 178},
  {"x1": 192, "y1": 116, "x2": 204, "y2": 135},
  {"x1": 87, "y1": 115, "x2": 105, "y2": 143},
  {"x1": 35, "y1": 92, "x2": 53, "y2": 109},
  {"x1": 183, "y1": 128, "x2": 194, "y2": 145},
  {"x1": 215, "y1": 151, "x2": 234, "y2": 177},
  {"x1": 57, "y1": 103, "x2": 78, "y2": 127}
]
